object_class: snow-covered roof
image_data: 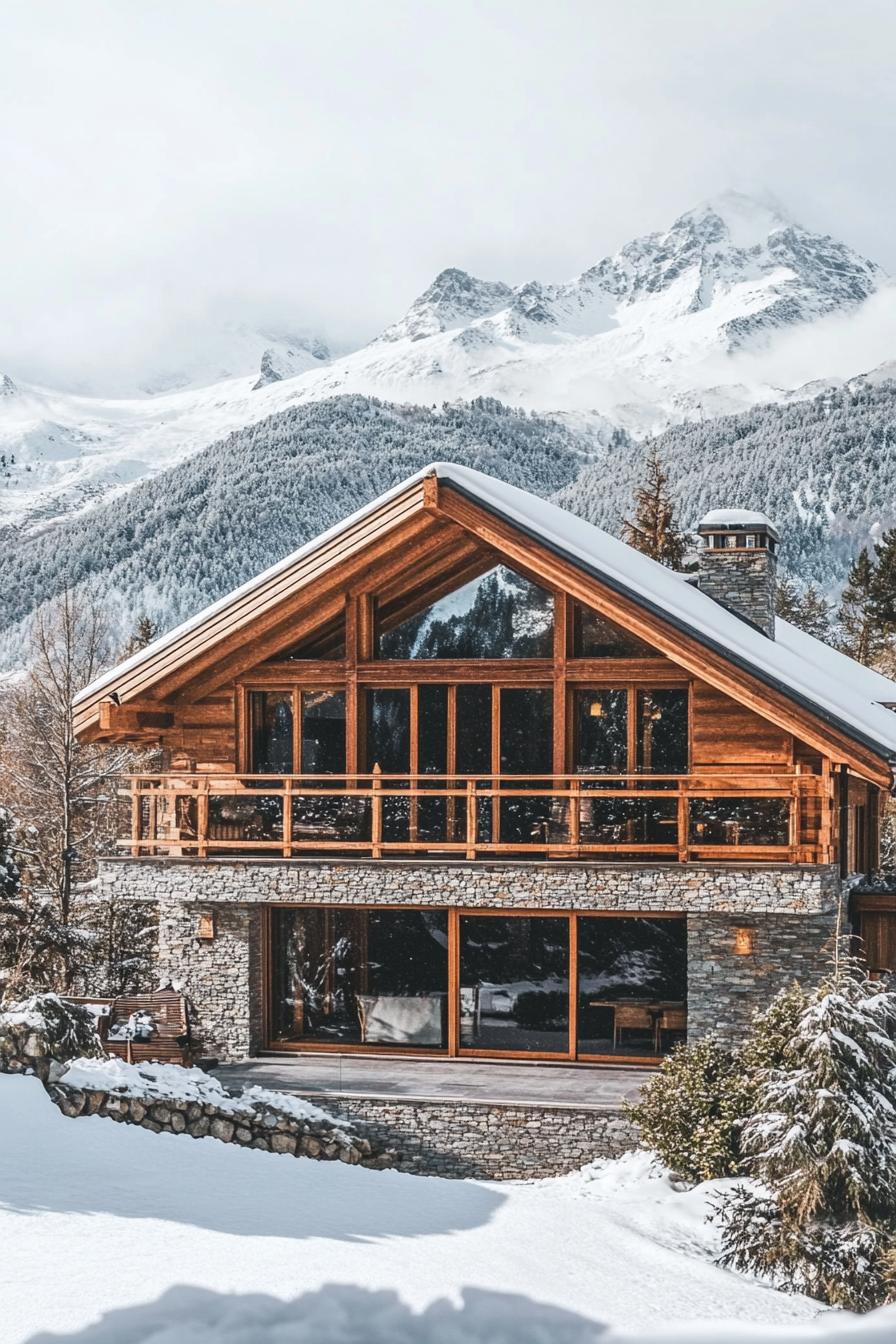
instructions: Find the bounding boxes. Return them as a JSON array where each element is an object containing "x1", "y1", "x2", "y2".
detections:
[
  {"x1": 74, "y1": 461, "x2": 896, "y2": 767},
  {"x1": 698, "y1": 508, "x2": 777, "y2": 531}
]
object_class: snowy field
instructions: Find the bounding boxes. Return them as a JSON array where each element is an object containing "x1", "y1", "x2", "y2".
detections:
[{"x1": 1, "y1": 1073, "x2": 893, "y2": 1344}]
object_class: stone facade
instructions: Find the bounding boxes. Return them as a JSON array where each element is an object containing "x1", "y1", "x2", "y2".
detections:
[
  {"x1": 687, "y1": 910, "x2": 838, "y2": 1042},
  {"x1": 695, "y1": 548, "x2": 777, "y2": 637},
  {"x1": 102, "y1": 856, "x2": 840, "y2": 914},
  {"x1": 100, "y1": 856, "x2": 843, "y2": 1062}
]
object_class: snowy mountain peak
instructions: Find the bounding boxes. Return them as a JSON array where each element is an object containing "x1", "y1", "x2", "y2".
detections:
[
  {"x1": 675, "y1": 190, "x2": 793, "y2": 249},
  {"x1": 379, "y1": 267, "x2": 514, "y2": 343}
]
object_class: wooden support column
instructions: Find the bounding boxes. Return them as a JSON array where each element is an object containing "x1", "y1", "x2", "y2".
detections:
[
  {"x1": 838, "y1": 763, "x2": 850, "y2": 878},
  {"x1": 345, "y1": 595, "x2": 359, "y2": 776},
  {"x1": 568, "y1": 913, "x2": 578, "y2": 1061},
  {"x1": 447, "y1": 907, "x2": 459, "y2": 1056},
  {"x1": 819, "y1": 756, "x2": 833, "y2": 863}
]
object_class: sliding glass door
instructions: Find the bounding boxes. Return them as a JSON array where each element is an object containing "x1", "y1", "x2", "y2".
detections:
[{"x1": 268, "y1": 908, "x2": 687, "y2": 1060}]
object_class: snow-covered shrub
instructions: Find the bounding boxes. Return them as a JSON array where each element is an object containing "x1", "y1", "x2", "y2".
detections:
[
  {"x1": 0, "y1": 992, "x2": 105, "y2": 1079},
  {"x1": 629, "y1": 984, "x2": 807, "y2": 1181},
  {"x1": 716, "y1": 968, "x2": 896, "y2": 1310},
  {"x1": 627, "y1": 1035, "x2": 747, "y2": 1181}
]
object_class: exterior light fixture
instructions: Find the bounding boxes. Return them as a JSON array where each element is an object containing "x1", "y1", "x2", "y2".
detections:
[
  {"x1": 196, "y1": 911, "x2": 216, "y2": 942},
  {"x1": 734, "y1": 925, "x2": 755, "y2": 956}
]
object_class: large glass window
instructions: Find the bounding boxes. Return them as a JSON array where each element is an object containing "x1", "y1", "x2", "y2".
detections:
[
  {"x1": 270, "y1": 908, "x2": 449, "y2": 1047},
  {"x1": 376, "y1": 566, "x2": 554, "y2": 659},
  {"x1": 577, "y1": 917, "x2": 687, "y2": 1057},
  {"x1": 365, "y1": 689, "x2": 411, "y2": 841},
  {"x1": 575, "y1": 690, "x2": 628, "y2": 775},
  {"x1": 499, "y1": 688, "x2": 553, "y2": 845},
  {"x1": 301, "y1": 691, "x2": 346, "y2": 775},
  {"x1": 268, "y1": 909, "x2": 688, "y2": 1059},
  {"x1": 249, "y1": 691, "x2": 294, "y2": 773},
  {"x1": 460, "y1": 915, "x2": 569, "y2": 1053}
]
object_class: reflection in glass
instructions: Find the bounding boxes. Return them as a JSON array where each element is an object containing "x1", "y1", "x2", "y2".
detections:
[
  {"x1": 577, "y1": 917, "x2": 687, "y2": 1057},
  {"x1": 249, "y1": 691, "x2": 294, "y2": 773},
  {"x1": 365, "y1": 689, "x2": 410, "y2": 841},
  {"x1": 377, "y1": 566, "x2": 554, "y2": 659},
  {"x1": 460, "y1": 915, "x2": 569, "y2": 1052},
  {"x1": 301, "y1": 691, "x2": 346, "y2": 775},
  {"x1": 418, "y1": 685, "x2": 448, "y2": 842},
  {"x1": 575, "y1": 690, "x2": 628, "y2": 775},
  {"x1": 270, "y1": 908, "x2": 449, "y2": 1047},
  {"x1": 499, "y1": 688, "x2": 553, "y2": 844},
  {"x1": 573, "y1": 605, "x2": 653, "y2": 657},
  {"x1": 689, "y1": 798, "x2": 790, "y2": 846},
  {"x1": 637, "y1": 690, "x2": 688, "y2": 776}
]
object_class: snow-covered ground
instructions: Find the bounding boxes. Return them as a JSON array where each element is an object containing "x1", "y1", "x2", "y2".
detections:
[{"x1": 0, "y1": 1072, "x2": 846, "y2": 1344}]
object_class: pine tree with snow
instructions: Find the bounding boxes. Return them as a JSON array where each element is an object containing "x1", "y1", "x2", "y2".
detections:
[
  {"x1": 838, "y1": 548, "x2": 881, "y2": 665},
  {"x1": 776, "y1": 577, "x2": 833, "y2": 642},
  {"x1": 621, "y1": 449, "x2": 688, "y2": 569},
  {"x1": 122, "y1": 614, "x2": 160, "y2": 657},
  {"x1": 716, "y1": 947, "x2": 896, "y2": 1310}
]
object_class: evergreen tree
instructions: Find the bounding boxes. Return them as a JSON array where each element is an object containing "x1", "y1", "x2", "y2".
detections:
[
  {"x1": 621, "y1": 449, "x2": 688, "y2": 569},
  {"x1": 122, "y1": 614, "x2": 160, "y2": 657},
  {"x1": 838, "y1": 548, "x2": 881, "y2": 665},
  {"x1": 775, "y1": 577, "x2": 833, "y2": 642},
  {"x1": 870, "y1": 527, "x2": 896, "y2": 640},
  {"x1": 716, "y1": 954, "x2": 896, "y2": 1310}
]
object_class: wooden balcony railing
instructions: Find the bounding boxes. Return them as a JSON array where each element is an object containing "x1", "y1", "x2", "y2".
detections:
[{"x1": 119, "y1": 769, "x2": 831, "y2": 864}]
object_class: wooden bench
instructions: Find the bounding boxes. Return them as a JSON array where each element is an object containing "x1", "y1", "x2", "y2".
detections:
[{"x1": 68, "y1": 990, "x2": 192, "y2": 1065}]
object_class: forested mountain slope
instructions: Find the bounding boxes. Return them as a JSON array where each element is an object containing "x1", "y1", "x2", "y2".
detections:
[
  {"x1": 2, "y1": 381, "x2": 895, "y2": 670},
  {"x1": 558, "y1": 378, "x2": 896, "y2": 589},
  {"x1": 0, "y1": 397, "x2": 588, "y2": 663}
]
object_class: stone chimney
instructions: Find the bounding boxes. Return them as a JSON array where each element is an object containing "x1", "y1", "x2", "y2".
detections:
[{"x1": 695, "y1": 510, "x2": 779, "y2": 639}]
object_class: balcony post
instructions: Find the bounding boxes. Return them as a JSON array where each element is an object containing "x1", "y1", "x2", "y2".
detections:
[
  {"x1": 197, "y1": 778, "x2": 209, "y2": 860},
  {"x1": 283, "y1": 776, "x2": 293, "y2": 859},
  {"x1": 465, "y1": 778, "x2": 476, "y2": 860},
  {"x1": 677, "y1": 781, "x2": 688, "y2": 863},
  {"x1": 371, "y1": 764, "x2": 382, "y2": 859},
  {"x1": 130, "y1": 781, "x2": 141, "y2": 858}
]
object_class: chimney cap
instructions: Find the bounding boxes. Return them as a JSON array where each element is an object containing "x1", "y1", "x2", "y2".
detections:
[{"x1": 697, "y1": 508, "x2": 779, "y2": 540}]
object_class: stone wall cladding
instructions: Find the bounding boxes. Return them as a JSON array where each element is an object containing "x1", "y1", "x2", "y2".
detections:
[
  {"x1": 156, "y1": 903, "x2": 263, "y2": 1061},
  {"x1": 292, "y1": 1094, "x2": 639, "y2": 1179},
  {"x1": 101, "y1": 857, "x2": 841, "y2": 916},
  {"x1": 687, "y1": 910, "x2": 839, "y2": 1042},
  {"x1": 696, "y1": 550, "x2": 776, "y2": 637}
]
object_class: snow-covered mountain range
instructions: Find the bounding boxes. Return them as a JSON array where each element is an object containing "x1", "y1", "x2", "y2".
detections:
[{"x1": 1, "y1": 190, "x2": 893, "y2": 536}]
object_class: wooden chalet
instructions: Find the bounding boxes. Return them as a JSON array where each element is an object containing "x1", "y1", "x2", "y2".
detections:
[{"x1": 75, "y1": 464, "x2": 896, "y2": 1064}]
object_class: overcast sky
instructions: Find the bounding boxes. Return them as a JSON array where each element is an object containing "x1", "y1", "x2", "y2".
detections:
[{"x1": 2, "y1": 0, "x2": 895, "y2": 391}]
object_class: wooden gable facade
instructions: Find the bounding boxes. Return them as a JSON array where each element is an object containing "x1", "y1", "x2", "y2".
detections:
[{"x1": 76, "y1": 470, "x2": 891, "y2": 872}]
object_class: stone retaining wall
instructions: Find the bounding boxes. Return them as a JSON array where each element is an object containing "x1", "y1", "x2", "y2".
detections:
[
  {"x1": 302, "y1": 1094, "x2": 639, "y2": 1179},
  {"x1": 47, "y1": 1078, "x2": 385, "y2": 1168}
]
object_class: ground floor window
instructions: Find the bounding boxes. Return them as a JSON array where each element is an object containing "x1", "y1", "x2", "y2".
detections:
[
  {"x1": 270, "y1": 908, "x2": 449, "y2": 1047},
  {"x1": 268, "y1": 908, "x2": 687, "y2": 1060}
]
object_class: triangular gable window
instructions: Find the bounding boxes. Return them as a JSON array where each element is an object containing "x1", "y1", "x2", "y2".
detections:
[{"x1": 376, "y1": 565, "x2": 554, "y2": 659}]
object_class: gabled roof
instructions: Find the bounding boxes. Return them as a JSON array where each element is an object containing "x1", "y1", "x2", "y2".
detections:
[{"x1": 73, "y1": 462, "x2": 896, "y2": 771}]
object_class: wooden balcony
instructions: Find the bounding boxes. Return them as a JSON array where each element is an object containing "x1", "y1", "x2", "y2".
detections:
[{"x1": 120, "y1": 769, "x2": 831, "y2": 864}]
